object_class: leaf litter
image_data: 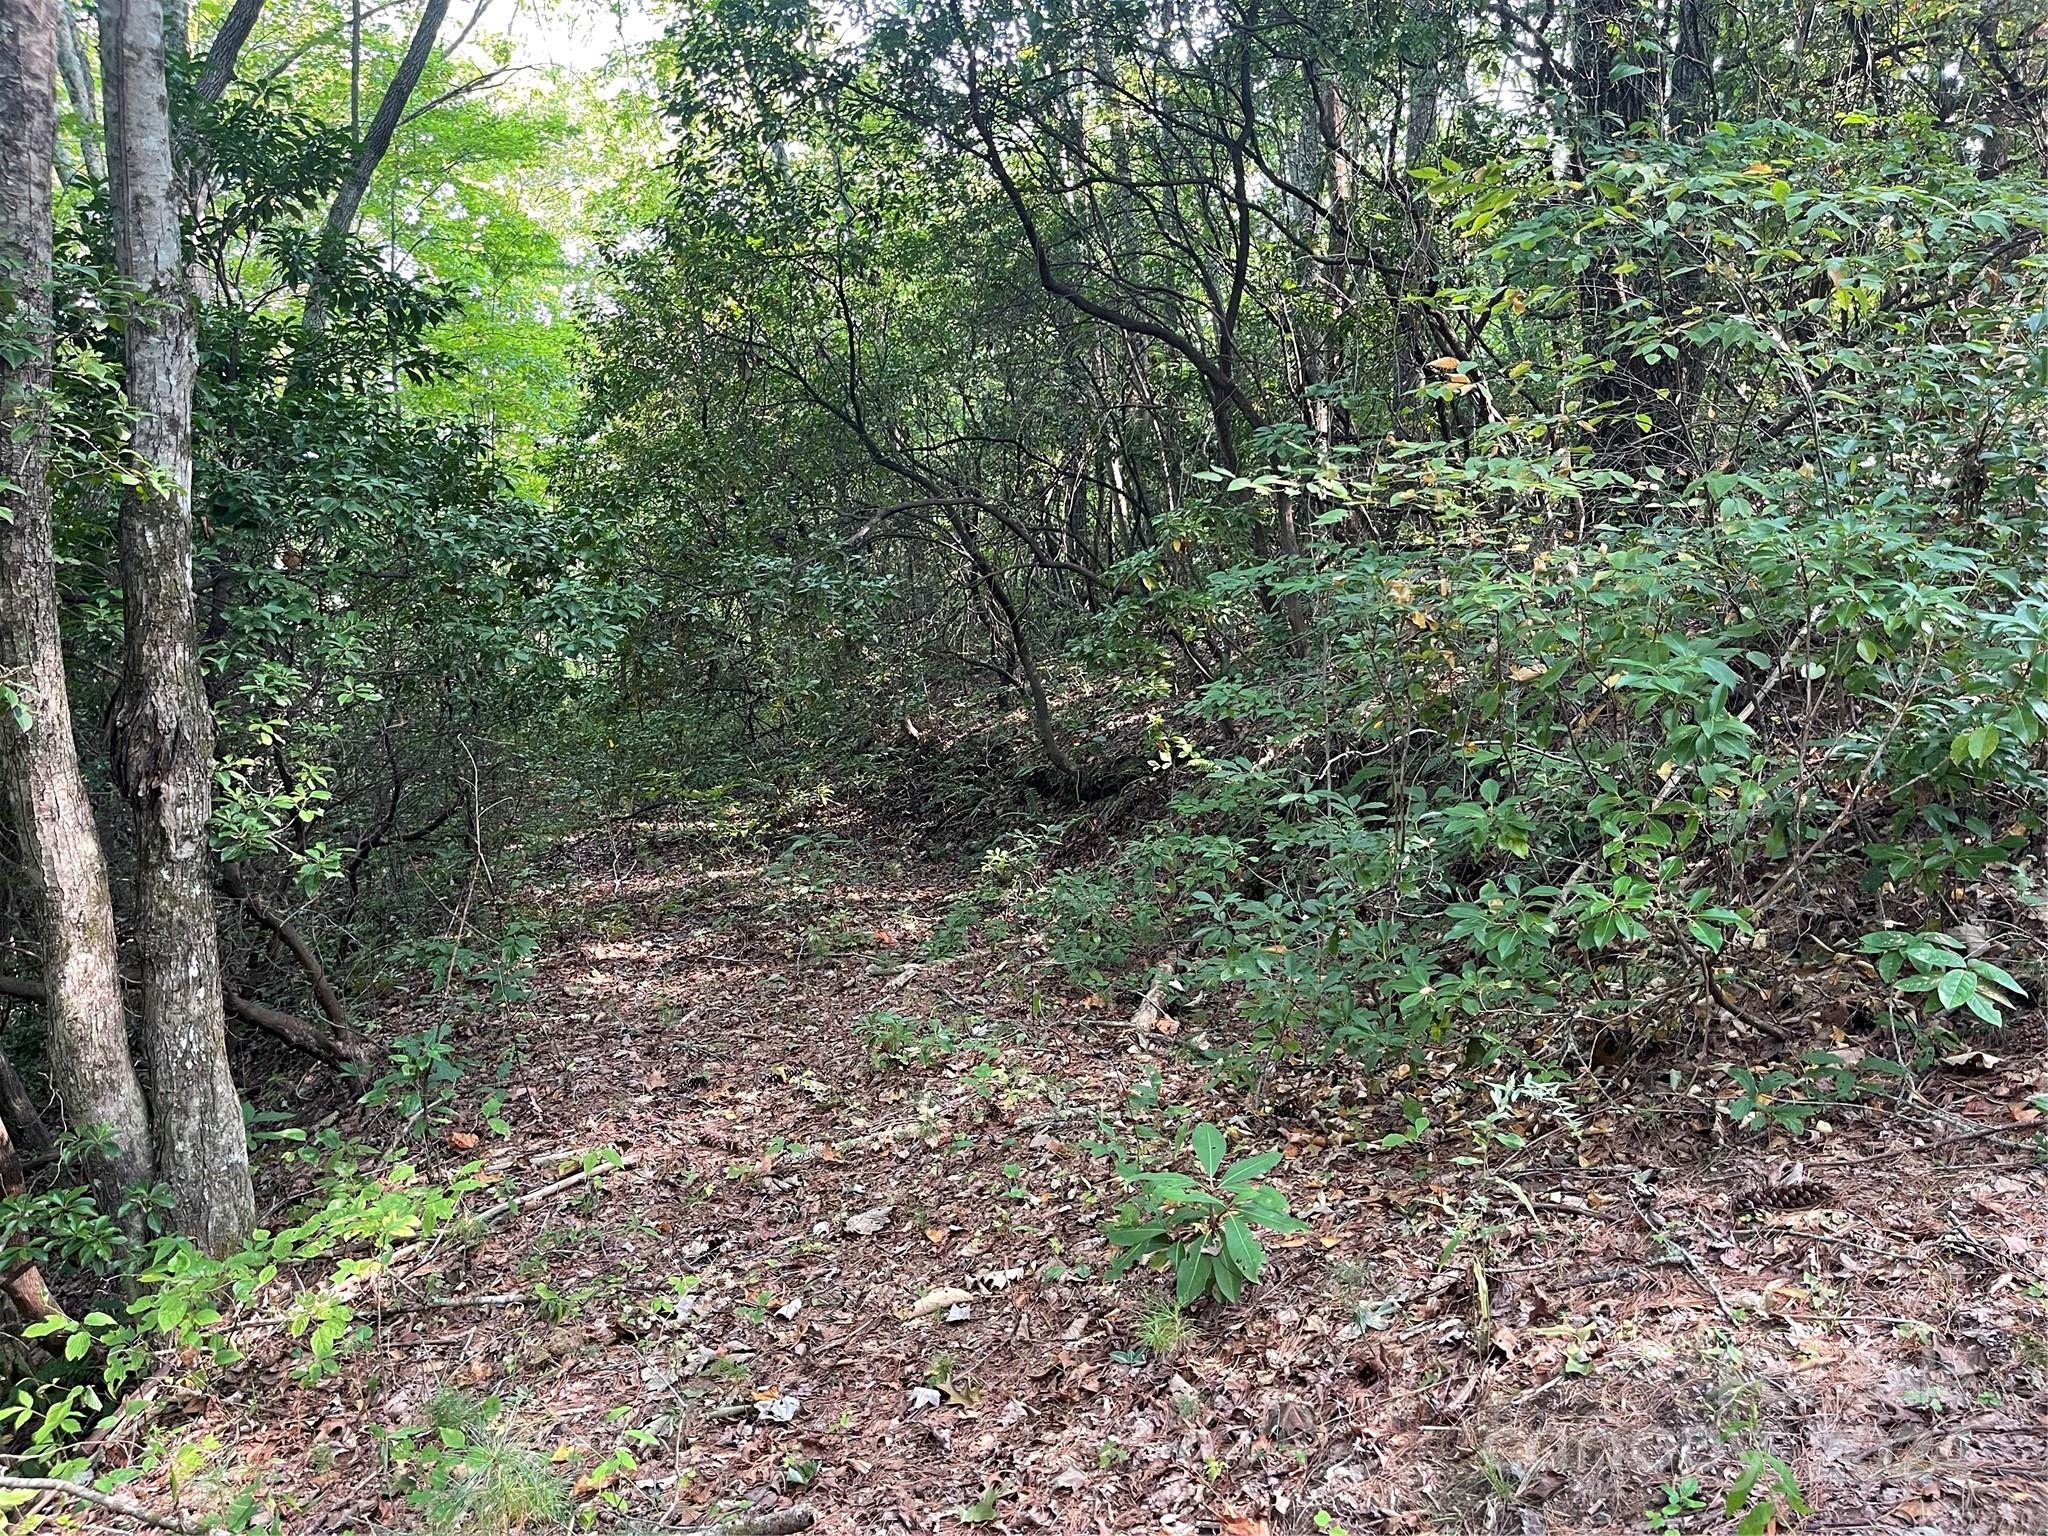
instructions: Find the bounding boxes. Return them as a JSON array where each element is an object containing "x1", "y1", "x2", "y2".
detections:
[{"x1": 102, "y1": 810, "x2": 2048, "y2": 1534}]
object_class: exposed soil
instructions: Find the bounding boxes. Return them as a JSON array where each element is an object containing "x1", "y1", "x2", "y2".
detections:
[{"x1": 71, "y1": 812, "x2": 2048, "y2": 1535}]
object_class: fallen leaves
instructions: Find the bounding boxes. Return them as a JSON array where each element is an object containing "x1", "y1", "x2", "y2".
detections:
[
  {"x1": 899, "y1": 1286, "x2": 976, "y2": 1320},
  {"x1": 844, "y1": 1205, "x2": 893, "y2": 1236}
]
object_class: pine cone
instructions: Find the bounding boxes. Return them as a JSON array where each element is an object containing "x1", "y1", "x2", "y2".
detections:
[{"x1": 1741, "y1": 1179, "x2": 1833, "y2": 1213}]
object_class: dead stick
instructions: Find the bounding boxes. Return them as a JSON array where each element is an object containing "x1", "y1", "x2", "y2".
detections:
[
  {"x1": 220, "y1": 863, "x2": 351, "y2": 1029},
  {"x1": 0, "y1": 1475, "x2": 228, "y2": 1536},
  {"x1": 669, "y1": 1508, "x2": 815, "y2": 1536},
  {"x1": 1627, "y1": 1196, "x2": 1740, "y2": 1325},
  {"x1": 1809, "y1": 1119, "x2": 2027, "y2": 1169}
]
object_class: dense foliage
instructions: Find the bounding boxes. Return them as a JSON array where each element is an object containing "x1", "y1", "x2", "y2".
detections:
[
  {"x1": 567, "y1": 0, "x2": 2048, "y2": 1067},
  {"x1": 7, "y1": 0, "x2": 2048, "y2": 1505}
]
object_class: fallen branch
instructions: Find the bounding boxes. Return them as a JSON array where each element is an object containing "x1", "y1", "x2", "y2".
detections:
[
  {"x1": 227, "y1": 991, "x2": 377, "y2": 1069},
  {"x1": 0, "y1": 1475, "x2": 228, "y2": 1536},
  {"x1": 5, "y1": 974, "x2": 372, "y2": 1069},
  {"x1": 219, "y1": 864, "x2": 354, "y2": 1032},
  {"x1": 669, "y1": 1507, "x2": 815, "y2": 1536},
  {"x1": 1809, "y1": 1118, "x2": 2029, "y2": 1169}
]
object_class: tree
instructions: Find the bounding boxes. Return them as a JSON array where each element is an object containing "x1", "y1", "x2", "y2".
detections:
[
  {"x1": 300, "y1": 0, "x2": 454, "y2": 341},
  {"x1": 99, "y1": 0, "x2": 253, "y2": 1252},
  {"x1": 0, "y1": 0, "x2": 154, "y2": 1219}
]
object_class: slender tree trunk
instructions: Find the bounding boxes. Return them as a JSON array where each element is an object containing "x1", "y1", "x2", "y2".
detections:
[
  {"x1": 53, "y1": 1, "x2": 105, "y2": 182},
  {"x1": 1569, "y1": 0, "x2": 1691, "y2": 469},
  {"x1": 300, "y1": 0, "x2": 452, "y2": 340},
  {"x1": 1670, "y1": 0, "x2": 1716, "y2": 134},
  {"x1": 0, "y1": 0, "x2": 155, "y2": 1217},
  {"x1": 99, "y1": 0, "x2": 254, "y2": 1253}
]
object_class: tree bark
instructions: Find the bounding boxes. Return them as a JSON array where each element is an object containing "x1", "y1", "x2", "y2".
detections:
[
  {"x1": 1670, "y1": 0, "x2": 1716, "y2": 134},
  {"x1": 196, "y1": 0, "x2": 266, "y2": 102},
  {"x1": 0, "y1": 0, "x2": 155, "y2": 1217},
  {"x1": 99, "y1": 0, "x2": 254, "y2": 1254}
]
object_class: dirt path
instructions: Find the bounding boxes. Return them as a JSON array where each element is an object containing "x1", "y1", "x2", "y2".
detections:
[{"x1": 111, "y1": 816, "x2": 2048, "y2": 1534}]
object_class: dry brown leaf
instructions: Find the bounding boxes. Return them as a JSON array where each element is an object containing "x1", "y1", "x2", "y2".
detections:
[{"x1": 898, "y1": 1286, "x2": 976, "y2": 1320}]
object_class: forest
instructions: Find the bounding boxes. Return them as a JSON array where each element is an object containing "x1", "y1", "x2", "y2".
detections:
[{"x1": 2, "y1": 0, "x2": 2047, "y2": 1528}]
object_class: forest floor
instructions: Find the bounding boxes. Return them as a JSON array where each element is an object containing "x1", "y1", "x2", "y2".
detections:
[{"x1": 99, "y1": 809, "x2": 2048, "y2": 1535}]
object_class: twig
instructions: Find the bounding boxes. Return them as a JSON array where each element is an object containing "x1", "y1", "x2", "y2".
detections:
[
  {"x1": 1626, "y1": 1196, "x2": 1740, "y2": 1324},
  {"x1": 666, "y1": 1508, "x2": 815, "y2": 1536},
  {"x1": 0, "y1": 1475, "x2": 228, "y2": 1536},
  {"x1": 1808, "y1": 1119, "x2": 2031, "y2": 1169}
]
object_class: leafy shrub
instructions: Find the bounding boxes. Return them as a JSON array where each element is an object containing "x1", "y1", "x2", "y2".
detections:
[
  {"x1": 1105, "y1": 1123, "x2": 1305, "y2": 1304},
  {"x1": 1860, "y1": 929, "x2": 2028, "y2": 1028}
]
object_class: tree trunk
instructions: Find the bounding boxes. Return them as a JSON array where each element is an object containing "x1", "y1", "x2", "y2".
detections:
[
  {"x1": 1670, "y1": 0, "x2": 1716, "y2": 134},
  {"x1": 300, "y1": 0, "x2": 452, "y2": 341},
  {"x1": 0, "y1": 0, "x2": 155, "y2": 1217},
  {"x1": 99, "y1": 0, "x2": 254, "y2": 1254},
  {"x1": 1569, "y1": 0, "x2": 1691, "y2": 469},
  {"x1": 53, "y1": 1, "x2": 105, "y2": 182}
]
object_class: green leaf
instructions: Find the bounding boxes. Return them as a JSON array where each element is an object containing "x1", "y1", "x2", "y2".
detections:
[
  {"x1": 1210, "y1": 1254, "x2": 1243, "y2": 1302},
  {"x1": 1239, "y1": 1202, "x2": 1307, "y2": 1234},
  {"x1": 1968, "y1": 960, "x2": 2025, "y2": 997},
  {"x1": 1220, "y1": 1216, "x2": 1264, "y2": 1282},
  {"x1": 1175, "y1": 1250, "x2": 1212, "y2": 1305},
  {"x1": 1190, "y1": 1123, "x2": 1226, "y2": 1177},
  {"x1": 959, "y1": 1484, "x2": 1009, "y2": 1523},
  {"x1": 1725, "y1": 1455, "x2": 1763, "y2": 1517},
  {"x1": 1937, "y1": 968, "x2": 1978, "y2": 1011},
  {"x1": 1104, "y1": 1225, "x2": 1165, "y2": 1251},
  {"x1": 1220, "y1": 1150, "x2": 1283, "y2": 1186}
]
